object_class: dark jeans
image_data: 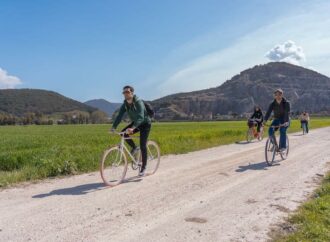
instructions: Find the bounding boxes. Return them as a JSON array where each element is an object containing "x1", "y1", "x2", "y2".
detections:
[
  {"x1": 256, "y1": 121, "x2": 262, "y2": 132},
  {"x1": 268, "y1": 118, "x2": 288, "y2": 149},
  {"x1": 121, "y1": 122, "x2": 151, "y2": 170},
  {"x1": 301, "y1": 121, "x2": 309, "y2": 133}
]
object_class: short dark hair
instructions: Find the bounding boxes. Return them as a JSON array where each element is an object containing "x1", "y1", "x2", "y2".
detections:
[{"x1": 123, "y1": 85, "x2": 134, "y2": 92}]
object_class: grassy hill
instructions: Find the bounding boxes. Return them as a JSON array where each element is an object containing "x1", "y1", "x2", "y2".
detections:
[{"x1": 0, "y1": 89, "x2": 96, "y2": 116}]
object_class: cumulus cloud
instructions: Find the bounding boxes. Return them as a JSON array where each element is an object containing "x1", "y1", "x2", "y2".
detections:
[
  {"x1": 0, "y1": 68, "x2": 22, "y2": 89},
  {"x1": 265, "y1": 40, "x2": 305, "y2": 65}
]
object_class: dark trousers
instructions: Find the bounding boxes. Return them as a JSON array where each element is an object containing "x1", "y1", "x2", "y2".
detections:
[
  {"x1": 256, "y1": 121, "x2": 262, "y2": 132},
  {"x1": 121, "y1": 122, "x2": 151, "y2": 170}
]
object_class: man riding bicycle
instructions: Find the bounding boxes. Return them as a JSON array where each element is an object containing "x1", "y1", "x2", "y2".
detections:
[
  {"x1": 111, "y1": 85, "x2": 151, "y2": 176},
  {"x1": 264, "y1": 89, "x2": 290, "y2": 152}
]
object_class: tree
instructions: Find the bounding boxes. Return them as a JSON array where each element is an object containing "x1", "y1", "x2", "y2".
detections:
[
  {"x1": 91, "y1": 110, "x2": 107, "y2": 124},
  {"x1": 22, "y1": 112, "x2": 35, "y2": 125}
]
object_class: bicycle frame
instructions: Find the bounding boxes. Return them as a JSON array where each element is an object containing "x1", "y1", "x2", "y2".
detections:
[
  {"x1": 247, "y1": 120, "x2": 257, "y2": 132},
  {"x1": 247, "y1": 119, "x2": 264, "y2": 141},
  {"x1": 113, "y1": 129, "x2": 156, "y2": 160},
  {"x1": 113, "y1": 131, "x2": 140, "y2": 163},
  {"x1": 269, "y1": 135, "x2": 279, "y2": 152}
]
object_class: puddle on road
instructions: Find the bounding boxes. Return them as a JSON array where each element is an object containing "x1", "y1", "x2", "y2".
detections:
[{"x1": 185, "y1": 217, "x2": 208, "y2": 223}]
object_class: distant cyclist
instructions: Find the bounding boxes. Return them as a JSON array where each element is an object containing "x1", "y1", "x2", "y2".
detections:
[
  {"x1": 264, "y1": 89, "x2": 291, "y2": 152},
  {"x1": 299, "y1": 111, "x2": 310, "y2": 133},
  {"x1": 249, "y1": 105, "x2": 264, "y2": 137},
  {"x1": 111, "y1": 85, "x2": 151, "y2": 176}
]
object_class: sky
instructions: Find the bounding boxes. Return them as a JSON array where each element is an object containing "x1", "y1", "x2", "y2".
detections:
[{"x1": 0, "y1": 0, "x2": 330, "y2": 102}]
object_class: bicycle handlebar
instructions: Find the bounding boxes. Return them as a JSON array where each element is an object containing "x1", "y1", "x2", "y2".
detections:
[
  {"x1": 110, "y1": 130, "x2": 140, "y2": 139},
  {"x1": 109, "y1": 130, "x2": 126, "y2": 135},
  {"x1": 264, "y1": 123, "x2": 288, "y2": 128}
]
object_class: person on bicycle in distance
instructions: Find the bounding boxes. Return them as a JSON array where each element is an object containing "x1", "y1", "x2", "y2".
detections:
[
  {"x1": 249, "y1": 105, "x2": 264, "y2": 137},
  {"x1": 264, "y1": 89, "x2": 290, "y2": 152},
  {"x1": 111, "y1": 85, "x2": 151, "y2": 176},
  {"x1": 299, "y1": 111, "x2": 310, "y2": 133}
]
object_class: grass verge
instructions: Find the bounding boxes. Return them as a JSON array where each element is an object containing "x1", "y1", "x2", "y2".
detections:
[{"x1": 272, "y1": 172, "x2": 330, "y2": 242}]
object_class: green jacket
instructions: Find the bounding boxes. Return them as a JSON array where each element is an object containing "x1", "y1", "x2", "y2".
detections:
[{"x1": 112, "y1": 95, "x2": 151, "y2": 129}]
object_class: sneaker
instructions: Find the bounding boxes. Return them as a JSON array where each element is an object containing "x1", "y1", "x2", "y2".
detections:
[
  {"x1": 138, "y1": 167, "x2": 146, "y2": 177},
  {"x1": 279, "y1": 148, "x2": 286, "y2": 153}
]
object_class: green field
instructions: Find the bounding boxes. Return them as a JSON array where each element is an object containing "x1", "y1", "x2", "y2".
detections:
[{"x1": 1, "y1": 118, "x2": 330, "y2": 188}]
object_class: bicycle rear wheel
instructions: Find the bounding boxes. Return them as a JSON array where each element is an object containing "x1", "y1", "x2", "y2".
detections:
[
  {"x1": 265, "y1": 136, "x2": 276, "y2": 166},
  {"x1": 145, "y1": 141, "x2": 161, "y2": 176},
  {"x1": 280, "y1": 135, "x2": 289, "y2": 160},
  {"x1": 100, "y1": 146, "x2": 127, "y2": 186}
]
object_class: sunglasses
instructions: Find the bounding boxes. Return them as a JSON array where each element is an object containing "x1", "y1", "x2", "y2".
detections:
[
  {"x1": 274, "y1": 93, "x2": 283, "y2": 96},
  {"x1": 122, "y1": 90, "x2": 131, "y2": 94}
]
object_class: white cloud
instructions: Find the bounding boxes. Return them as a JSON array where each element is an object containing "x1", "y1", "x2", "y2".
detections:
[
  {"x1": 265, "y1": 40, "x2": 305, "y2": 65},
  {"x1": 147, "y1": 1, "x2": 330, "y2": 98},
  {"x1": 0, "y1": 68, "x2": 22, "y2": 89}
]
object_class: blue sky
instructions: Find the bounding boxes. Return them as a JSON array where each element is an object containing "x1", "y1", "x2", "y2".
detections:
[{"x1": 0, "y1": 0, "x2": 329, "y2": 102}]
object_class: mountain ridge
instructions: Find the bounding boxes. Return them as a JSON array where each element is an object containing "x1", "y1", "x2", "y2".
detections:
[
  {"x1": 84, "y1": 99, "x2": 121, "y2": 116},
  {"x1": 151, "y1": 62, "x2": 330, "y2": 120}
]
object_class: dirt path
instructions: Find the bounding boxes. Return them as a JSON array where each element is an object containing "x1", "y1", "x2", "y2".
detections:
[{"x1": 1, "y1": 128, "x2": 330, "y2": 242}]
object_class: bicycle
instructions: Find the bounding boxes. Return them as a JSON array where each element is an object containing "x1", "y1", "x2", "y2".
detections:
[
  {"x1": 246, "y1": 119, "x2": 264, "y2": 142},
  {"x1": 100, "y1": 131, "x2": 160, "y2": 187},
  {"x1": 264, "y1": 123, "x2": 289, "y2": 166}
]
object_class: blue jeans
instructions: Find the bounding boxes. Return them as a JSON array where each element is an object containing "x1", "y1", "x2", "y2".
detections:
[
  {"x1": 301, "y1": 121, "x2": 309, "y2": 133},
  {"x1": 268, "y1": 119, "x2": 288, "y2": 149}
]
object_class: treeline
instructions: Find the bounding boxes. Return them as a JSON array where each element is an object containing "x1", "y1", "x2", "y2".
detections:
[{"x1": 0, "y1": 110, "x2": 109, "y2": 126}]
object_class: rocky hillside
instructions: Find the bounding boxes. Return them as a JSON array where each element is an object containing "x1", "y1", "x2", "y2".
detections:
[{"x1": 151, "y1": 62, "x2": 330, "y2": 120}]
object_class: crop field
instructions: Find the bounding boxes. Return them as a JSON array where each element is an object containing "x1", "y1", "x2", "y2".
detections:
[{"x1": 1, "y1": 118, "x2": 330, "y2": 188}]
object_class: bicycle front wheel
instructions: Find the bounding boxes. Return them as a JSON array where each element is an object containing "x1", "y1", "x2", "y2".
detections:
[
  {"x1": 258, "y1": 126, "x2": 264, "y2": 141},
  {"x1": 100, "y1": 146, "x2": 128, "y2": 187},
  {"x1": 265, "y1": 136, "x2": 276, "y2": 166},
  {"x1": 280, "y1": 135, "x2": 289, "y2": 160},
  {"x1": 246, "y1": 128, "x2": 253, "y2": 142},
  {"x1": 145, "y1": 141, "x2": 161, "y2": 176}
]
